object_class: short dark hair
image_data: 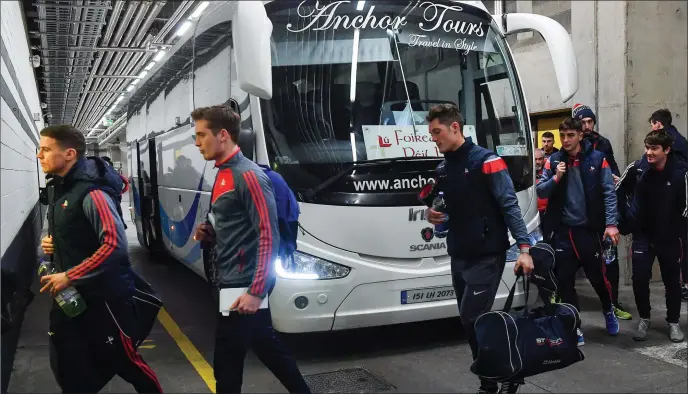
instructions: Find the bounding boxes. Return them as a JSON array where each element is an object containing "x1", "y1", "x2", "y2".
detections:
[
  {"x1": 542, "y1": 131, "x2": 554, "y2": 139},
  {"x1": 644, "y1": 128, "x2": 674, "y2": 150},
  {"x1": 39, "y1": 124, "x2": 86, "y2": 158},
  {"x1": 649, "y1": 109, "x2": 672, "y2": 127},
  {"x1": 191, "y1": 104, "x2": 241, "y2": 143},
  {"x1": 426, "y1": 103, "x2": 464, "y2": 130},
  {"x1": 559, "y1": 117, "x2": 582, "y2": 133}
]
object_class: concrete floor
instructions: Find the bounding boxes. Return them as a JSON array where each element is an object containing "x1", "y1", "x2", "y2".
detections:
[{"x1": 6, "y1": 203, "x2": 688, "y2": 393}]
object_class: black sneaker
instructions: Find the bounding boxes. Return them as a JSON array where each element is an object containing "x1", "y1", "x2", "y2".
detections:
[
  {"x1": 478, "y1": 381, "x2": 499, "y2": 394},
  {"x1": 498, "y1": 382, "x2": 520, "y2": 393}
]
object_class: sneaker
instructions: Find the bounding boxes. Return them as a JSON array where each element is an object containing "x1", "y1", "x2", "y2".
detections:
[
  {"x1": 669, "y1": 323, "x2": 685, "y2": 343},
  {"x1": 633, "y1": 318, "x2": 650, "y2": 341},
  {"x1": 478, "y1": 385, "x2": 499, "y2": 394},
  {"x1": 682, "y1": 284, "x2": 688, "y2": 301},
  {"x1": 613, "y1": 304, "x2": 632, "y2": 320},
  {"x1": 605, "y1": 310, "x2": 620, "y2": 336},
  {"x1": 478, "y1": 380, "x2": 499, "y2": 394},
  {"x1": 498, "y1": 382, "x2": 520, "y2": 393},
  {"x1": 577, "y1": 328, "x2": 585, "y2": 346},
  {"x1": 549, "y1": 294, "x2": 561, "y2": 304}
]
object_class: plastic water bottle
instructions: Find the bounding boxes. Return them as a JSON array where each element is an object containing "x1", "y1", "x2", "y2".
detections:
[
  {"x1": 432, "y1": 192, "x2": 449, "y2": 238},
  {"x1": 602, "y1": 238, "x2": 616, "y2": 265},
  {"x1": 38, "y1": 260, "x2": 87, "y2": 318}
]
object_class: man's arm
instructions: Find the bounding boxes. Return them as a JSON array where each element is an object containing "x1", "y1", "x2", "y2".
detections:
[
  {"x1": 600, "y1": 158, "x2": 619, "y2": 227},
  {"x1": 603, "y1": 139, "x2": 621, "y2": 176},
  {"x1": 238, "y1": 169, "x2": 280, "y2": 299},
  {"x1": 536, "y1": 158, "x2": 560, "y2": 198},
  {"x1": 483, "y1": 156, "x2": 531, "y2": 249},
  {"x1": 66, "y1": 190, "x2": 128, "y2": 284}
]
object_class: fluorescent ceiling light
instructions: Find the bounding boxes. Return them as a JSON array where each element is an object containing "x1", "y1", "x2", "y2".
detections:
[
  {"x1": 126, "y1": 85, "x2": 134, "y2": 92},
  {"x1": 153, "y1": 50, "x2": 166, "y2": 62},
  {"x1": 175, "y1": 20, "x2": 193, "y2": 37},
  {"x1": 145, "y1": 61, "x2": 156, "y2": 71},
  {"x1": 190, "y1": 1, "x2": 209, "y2": 18},
  {"x1": 115, "y1": 96, "x2": 123, "y2": 103},
  {"x1": 138, "y1": 70, "x2": 148, "y2": 79}
]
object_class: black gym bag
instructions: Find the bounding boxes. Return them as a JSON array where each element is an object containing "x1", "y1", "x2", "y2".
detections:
[
  {"x1": 529, "y1": 241, "x2": 557, "y2": 294},
  {"x1": 470, "y1": 273, "x2": 584, "y2": 383}
]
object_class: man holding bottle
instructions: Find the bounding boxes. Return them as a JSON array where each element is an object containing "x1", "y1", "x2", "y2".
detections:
[
  {"x1": 37, "y1": 125, "x2": 162, "y2": 393},
  {"x1": 424, "y1": 104, "x2": 534, "y2": 394}
]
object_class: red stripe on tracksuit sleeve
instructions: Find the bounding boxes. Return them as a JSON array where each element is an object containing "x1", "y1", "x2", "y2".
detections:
[
  {"x1": 602, "y1": 158, "x2": 610, "y2": 168},
  {"x1": 243, "y1": 171, "x2": 272, "y2": 295},
  {"x1": 67, "y1": 191, "x2": 117, "y2": 279},
  {"x1": 482, "y1": 157, "x2": 508, "y2": 174}
]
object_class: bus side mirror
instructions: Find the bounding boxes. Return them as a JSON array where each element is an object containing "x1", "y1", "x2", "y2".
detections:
[
  {"x1": 502, "y1": 13, "x2": 578, "y2": 103},
  {"x1": 233, "y1": 2, "x2": 273, "y2": 99}
]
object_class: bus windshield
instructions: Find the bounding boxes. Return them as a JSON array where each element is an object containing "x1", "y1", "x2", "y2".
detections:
[{"x1": 260, "y1": 0, "x2": 532, "y2": 207}]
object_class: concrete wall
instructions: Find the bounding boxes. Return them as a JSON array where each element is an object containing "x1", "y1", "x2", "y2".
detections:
[
  {"x1": 0, "y1": 0, "x2": 45, "y2": 258},
  {"x1": 625, "y1": 1, "x2": 687, "y2": 160}
]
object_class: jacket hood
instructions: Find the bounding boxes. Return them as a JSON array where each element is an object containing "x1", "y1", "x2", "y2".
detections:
[{"x1": 66, "y1": 156, "x2": 125, "y2": 197}]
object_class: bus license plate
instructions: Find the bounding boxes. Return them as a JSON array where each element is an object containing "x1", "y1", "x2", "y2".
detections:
[{"x1": 401, "y1": 286, "x2": 456, "y2": 304}]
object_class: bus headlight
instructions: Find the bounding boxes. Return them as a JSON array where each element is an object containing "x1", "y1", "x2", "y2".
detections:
[
  {"x1": 276, "y1": 251, "x2": 351, "y2": 280},
  {"x1": 506, "y1": 228, "x2": 543, "y2": 262}
]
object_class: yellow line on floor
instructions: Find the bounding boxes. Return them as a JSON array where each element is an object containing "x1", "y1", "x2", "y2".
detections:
[{"x1": 156, "y1": 307, "x2": 216, "y2": 393}]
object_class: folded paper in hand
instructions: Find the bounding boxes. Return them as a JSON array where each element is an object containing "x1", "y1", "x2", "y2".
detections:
[{"x1": 219, "y1": 288, "x2": 269, "y2": 316}]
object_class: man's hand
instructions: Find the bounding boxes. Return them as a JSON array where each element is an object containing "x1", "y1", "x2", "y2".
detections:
[
  {"x1": 554, "y1": 162, "x2": 567, "y2": 181},
  {"x1": 514, "y1": 252, "x2": 534, "y2": 275},
  {"x1": 39, "y1": 273, "x2": 71, "y2": 297},
  {"x1": 230, "y1": 292, "x2": 263, "y2": 315},
  {"x1": 41, "y1": 235, "x2": 54, "y2": 255},
  {"x1": 612, "y1": 174, "x2": 620, "y2": 185},
  {"x1": 426, "y1": 208, "x2": 447, "y2": 225},
  {"x1": 604, "y1": 226, "x2": 620, "y2": 245},
  {"x1": 193, "y1": 223, "x2": 215, "y2": 242}
]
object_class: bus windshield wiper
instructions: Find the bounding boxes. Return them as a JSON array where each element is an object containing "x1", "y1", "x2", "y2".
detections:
[{"x1": 303, "y1": 157, "x2": 438, "y2": 199}]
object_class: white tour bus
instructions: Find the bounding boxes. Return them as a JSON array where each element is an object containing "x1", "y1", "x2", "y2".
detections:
[{"x1": 126, "y1": 0, "x2": 578, "y2": 333}]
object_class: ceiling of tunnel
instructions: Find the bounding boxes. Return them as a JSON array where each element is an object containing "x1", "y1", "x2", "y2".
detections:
[{"x1": 22, "y1": 0, "x2": 202, "y2": 144}]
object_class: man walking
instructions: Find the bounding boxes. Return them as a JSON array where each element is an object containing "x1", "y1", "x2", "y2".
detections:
[
  {"x1": 616, "y1": 129, "x2": 686, "y2": 343},
  {"x1": 571, "y1": 103, "x2": 632, "y2": 320},
  {"x1": 37, "y1": 125, "x2": 162, "y2": 393},
  {"x1": 648, "y1": 109, "x2": 688, "y2": 300},
  {"x1": 537, "y1": 117, "x2": 621, "y2": 345},
  {"x1": 192, "y1": 105, "x2": 310, "y2": 394},
  {"x1": 424, "y1": 104, "x2": 534, "y2": 394}
]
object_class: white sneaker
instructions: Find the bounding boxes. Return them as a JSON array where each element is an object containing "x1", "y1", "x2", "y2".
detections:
[{"x1": 669, "y1": 323, "x2": 685, "y2": 343}]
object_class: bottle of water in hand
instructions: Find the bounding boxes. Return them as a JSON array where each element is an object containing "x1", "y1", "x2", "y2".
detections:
[
  {"x1": 38, "y1": 260, "x2": 87, "y2": 318},
  {"x1": 432, "y1": 192, "x2": 449, "y2": 238},
  {"x1": 602, "y1": 238, "x2": 616, "y2": 265}
]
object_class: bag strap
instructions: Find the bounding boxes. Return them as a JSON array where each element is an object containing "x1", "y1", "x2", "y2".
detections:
[{"x1": 502, "y1": 270, "x2": 530, "y2": 315}]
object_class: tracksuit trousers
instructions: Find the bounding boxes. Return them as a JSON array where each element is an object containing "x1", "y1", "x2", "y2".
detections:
[
  {"x1": 631, "y1": 234, "x2": 684, "y2": 324},
  {"x1": 213, "y1": 307, "x2": 311, "y2": 393},
  {"x1": 49, "y1": 298, "x2": 162, "y2": 393},
  {"x1": 451, "y1": 253, "x2": 522, "y2": 388},
  {"x1": 552, "y1": 225, "x2": 613, "y2": 313}
]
